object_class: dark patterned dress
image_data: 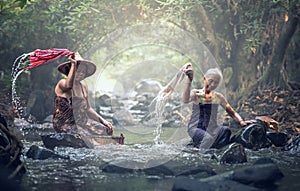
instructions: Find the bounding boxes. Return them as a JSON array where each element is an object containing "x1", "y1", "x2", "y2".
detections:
[
  {"x1": 53, "y1": 95, "x2": 77, "y2": 134},
  {"x1": 72, "y1": 96, "x2": 112, "y2": 136},
  {"x1": 187, "y1": 103, "x2": 231, "y2": 148},
  {"x1": 52, "y1": 86, "x2": 112, "y2": 136}
]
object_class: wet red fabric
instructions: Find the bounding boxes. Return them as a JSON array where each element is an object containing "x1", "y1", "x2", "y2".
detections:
[{"x1": 23, "y1": 48, "x2": 74, "y2": 70}]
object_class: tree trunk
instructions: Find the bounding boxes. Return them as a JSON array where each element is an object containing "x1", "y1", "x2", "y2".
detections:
[
  {"x1": 227, "y1": 14, "x2": 257, "y2": 94},
  {"x1": 263, "y1": 0, "x2": 299, "y2": 87},
  {"x1": 226, "y1": 11, "x2": 243, "y2": 92}
]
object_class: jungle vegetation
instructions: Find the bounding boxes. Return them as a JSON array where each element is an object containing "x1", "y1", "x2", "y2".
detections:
[{"x1": 0, "y1": 0, "x2": 299, "y2": 121}]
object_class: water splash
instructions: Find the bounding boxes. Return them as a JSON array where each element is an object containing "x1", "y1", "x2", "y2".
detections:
[
  {"x1": 150, "y1": 93, "x2": 167, "y2": 144},
  {"x1": 11, "y1": 49, "x2": 74, "y2": 117},
  {"x1": 150, "y1": 69, "x2": 186, "y2": 144},
  {"x1": 11, "y1": 53, "x2": 32, "y2": 117}
]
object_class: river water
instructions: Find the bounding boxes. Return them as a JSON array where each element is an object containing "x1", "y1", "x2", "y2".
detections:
[{"x1": 18, "y1": 125, "x2": 300, "y2": 191}]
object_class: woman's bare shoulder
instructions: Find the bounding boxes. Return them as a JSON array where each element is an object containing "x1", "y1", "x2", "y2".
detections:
[
  {"x1": 215, "y1": 92, "x2": 227, "y2": 102},
  {"x1": 55, "y1": 79, "x2": 68, "y2": 95},
  {"x1": 56, "y1": 79, "x2": 65, "y2": 87},
  {"x1": 215, "y1": 91, "x2": 224, "y2": 97}
]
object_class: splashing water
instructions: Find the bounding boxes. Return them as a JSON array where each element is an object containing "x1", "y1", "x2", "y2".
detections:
[
  {"x1": 150, "y1": 69, "x2": 186, "y2": 144},
  {"x1": 11, "y1": 53, "x2": 32, "y2": 117},
  {"x1": 11, "y1": 49, "x2": 74, "y2": 118},
  {"x1": 150, "y1": 93, "x2": 168, "y2": 144}
]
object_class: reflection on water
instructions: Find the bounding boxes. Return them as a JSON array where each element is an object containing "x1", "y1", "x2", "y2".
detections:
[
  {"x1": 21, "y1": 145, "x2": 177, "y2": 191},
  {"x1": 20, "y1": 125, "x2": 300, "y2": 191}
]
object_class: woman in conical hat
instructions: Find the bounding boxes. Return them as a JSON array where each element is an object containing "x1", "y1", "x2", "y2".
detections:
[{"x1": 53, "y1": 53, "x2": 114, "y2": 138}]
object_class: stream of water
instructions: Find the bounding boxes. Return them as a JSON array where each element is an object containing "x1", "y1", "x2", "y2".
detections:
[{"x1": 17, "y1": 125, "x2": 300, "y2": 191}]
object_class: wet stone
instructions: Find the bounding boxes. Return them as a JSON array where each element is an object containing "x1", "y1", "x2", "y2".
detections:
[
  {"x1": 202, "y1": 179, "x2": 262, "y2": 191},
  {"x1": 283, "y1": 134, "x2": 300, "y2": 154},
  {"x1": 266, "y1": 132, "x2": 289, "y2": 147},
  {"x1": 134, "y1": 79, "x2": 163, "y2": 95},
  {"x1": 41, "y1": 133, "x2": 88, "y2": 150},
  {"x1": 176, "y1": 165, "x2": 216, "y2": 178},
  {"x1": 219, "y1": 143, "x2": 247, "y2": 164},
  {"x1": 172, "y1": 176, "x2": 262, "y2": 191},
  {"x1": 43, "y1": 115, "x2": 53, "y2": 123},
  {"x1": 143, "y1": 164, "x2": 174, "y2": 176},
  {"x1": 147, "y1": 159, "x2": 216, "y2": 178},
  {"x1": 253, "y1": 157, "x2": 274, "y2": 165},
  {"x1": 95, "y1": 94, "x2": 112, "y2": 107},
  {"x1": 172, "y1": 176, "x2": 216, "y2": 191},
  {"x1": 231, "y1": 123, "x2": 272, "y2": 150},
  {"x1": 25, "y1": 145, "x2": 69, "y2": 160},
  {"x1": 100, "y1": 160, "x2": 144, "y2": 174},
  {"x1": 199, "y1": 163, "x2": 283, "y2": 189},
  {"x1": 100, "y1": 159, "x2": 217, "y2": 178},
  {"x1": 101, "y1": 160, "x2": 180, "y2": 176},
  {"x1": 230, "y1": 163, "x2": 284, "y2": 188}
]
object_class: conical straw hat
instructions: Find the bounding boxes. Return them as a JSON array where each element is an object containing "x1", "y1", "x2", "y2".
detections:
[{"x1": 57, "y1": 52, "x2": 96, "y2": 77}]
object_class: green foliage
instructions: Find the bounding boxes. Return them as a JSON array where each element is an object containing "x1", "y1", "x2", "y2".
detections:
[
  {"x1": 138, "y1": 0, "x2": 292, "y2": 54},
  {"x1": 138, "y1": 0, "x2": 298, "y2": 92},
  {"x1": 0, "y1": 0, "x2": 28, "y2": 11},
  {"x1": 0, "y1": 0, "x2": 297, "y2": 117},
  {"x1": 16, "y1": 0, "x2": 28, "y2": 8},
  {"x1": 0, "y1": 0, "x2": 144, "y2": 111}
]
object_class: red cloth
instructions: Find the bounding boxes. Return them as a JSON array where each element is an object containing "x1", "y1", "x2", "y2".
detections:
[{"x1": 23, "y1": 48, "x2": 74, "y2": 70}]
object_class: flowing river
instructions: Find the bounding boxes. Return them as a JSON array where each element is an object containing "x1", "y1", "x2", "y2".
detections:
[{"x1": 18, "y1": 125, "x2": 300, "y2": 191}]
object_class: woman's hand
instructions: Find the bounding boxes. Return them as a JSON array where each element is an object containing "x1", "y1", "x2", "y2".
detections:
[
  {"x1": 68, "y1": 55, "x2": 77, "y2": 65},
  {"x1": 239, "y1": 120, "x2": 247, "y2": 126},
  {"x1": 102, "y1": 119, "x2": 114, "y2": 131},
  {"x1": 239, "y1": 119, "x2": 256, "y2": 127},
  {"x1": 181, "y1": 63, "x2": 194, "y2": 81}
]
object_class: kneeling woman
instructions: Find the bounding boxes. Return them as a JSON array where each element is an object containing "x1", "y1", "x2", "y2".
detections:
[
  {"x1": 53, "y1": 53, "x2": 114, "y2": 137},
  {"x1": 182, "y1": 64, "x2": 252, "y2": 149}
]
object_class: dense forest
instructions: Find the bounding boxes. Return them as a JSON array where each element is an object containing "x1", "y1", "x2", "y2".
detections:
[{"x1": 0, "y1": 0, "x2": 299, "y2": 123}]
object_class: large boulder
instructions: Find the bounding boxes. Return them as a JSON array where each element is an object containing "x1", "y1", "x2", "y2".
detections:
[
  {"x1": 266, "y1": 132, "x2": 289, "y2": 147},
  {"x1": 172, "y1": 155, "x2": 283, "y2": 191},
  {"x1": 200, "y1": 163, "x2": 284, "y2": 188},
  {"x1": 231, "y1": 123, "x2": 272, "y2": 150},
  {"x1": 100, "y1": 158, "x2": 216, "y2": 179},
  {"x1": 95, "y1": 94, "x2": 112, "y2": 107},
  {"x1": 134, "y1": 79, "x2": 163, "y2": 96},
  {"x1": 219, "y1": 143, "x2": 247, "y2": 164},
  {"x1": 112, "y1": 109, "x2": 136, "y2": 126},
  {"x1": 41, "y1": 133, "x2": 88, "y2": 150},
  {"x1": 172, "y1": 176, "x2": 261, "y2": 191}
]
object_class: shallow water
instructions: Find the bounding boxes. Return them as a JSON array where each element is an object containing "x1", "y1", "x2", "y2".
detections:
[{"x1": 19, "y1": 125, "x2": 300, "y2": 191}]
